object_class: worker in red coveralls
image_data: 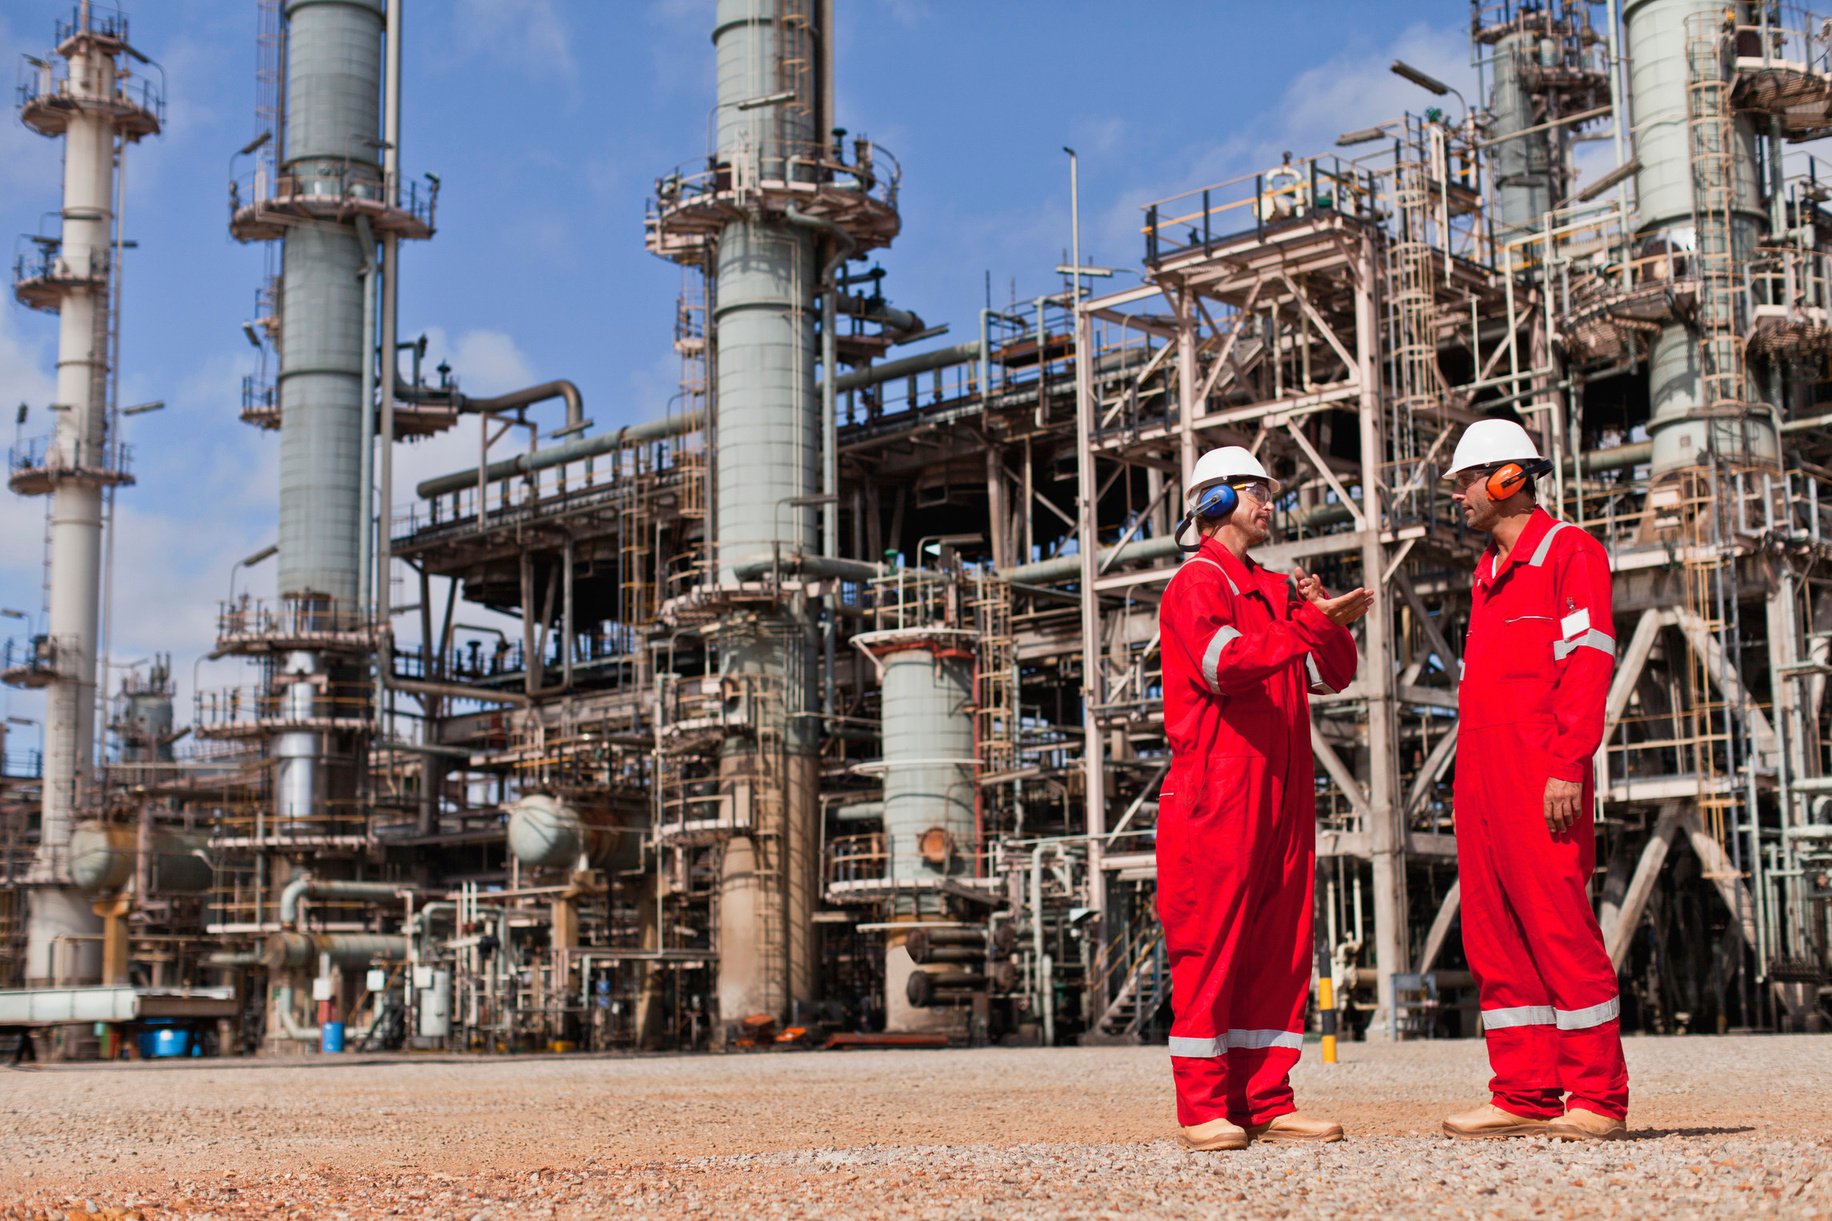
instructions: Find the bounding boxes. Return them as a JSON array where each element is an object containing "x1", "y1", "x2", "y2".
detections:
[
  {"x1": 1441, "y1": 419, "x2": 1630, "y2": 1142},
  {"x1": 1156, "y1": 445, "x2": 1372, "y2": 1151}
]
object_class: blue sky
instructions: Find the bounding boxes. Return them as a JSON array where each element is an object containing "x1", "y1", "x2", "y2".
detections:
[{"x1": 0, "y1": 0, "x2": 1479, "y2": 748}]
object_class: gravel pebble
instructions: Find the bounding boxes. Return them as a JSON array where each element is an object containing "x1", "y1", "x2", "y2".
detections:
[{"x1": 1, "y1": 1035, "x2": 1826, "y2": 1218}]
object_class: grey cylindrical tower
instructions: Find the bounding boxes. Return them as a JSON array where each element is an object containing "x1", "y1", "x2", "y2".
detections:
[
  {"x1": 278, "y1": 0, "x2": 382, "y2": 611},
  {"x1": 1490, "y1": 31, "x2": 1553, "y2": 232},
  {"x1": 1623, "y1": 0, "x2": 1778, "y2": 472},
  {"x1": 879, "y1": 646, "x2": 976, "y2": 897},
  {"x1": 874, "y1": 635, "x2": 978, "y2": 1036},
  {"x1": 710, "y1": 0, "x2": 823, "y2": 1025}
]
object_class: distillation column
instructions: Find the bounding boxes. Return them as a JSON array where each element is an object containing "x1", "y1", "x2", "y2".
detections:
[
  {"x1": 1623, "y1": 0, "x2": 1778, "y2": 470},
  {"x1": 274, "y1": 0, "x2": 383, "y2": 835},
  {"x1": 862, "y1": 631, "x2": 978, "y2": 1034},
  {"x1": 710, "y1": 0, "x2": 822, "y2": 1024},
  {"x1": 1489, "y1": 27, "x2": 1554, "y2": 233},
  {"x1": 10, "y1": 6, "x2": 160, "y2": 985}
]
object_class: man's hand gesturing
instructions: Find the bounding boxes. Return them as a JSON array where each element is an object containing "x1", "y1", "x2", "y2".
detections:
[{"x1": 1293, "y1": 566, "x2": 1372, "y2": 627}]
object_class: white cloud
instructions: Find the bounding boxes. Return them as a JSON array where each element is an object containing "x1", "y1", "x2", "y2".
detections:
[
  {"x1": 453, "y1": 0, "x2": 578, "y2": 96},
  {"x1": 1091, "y1": 21, "x2": 1476, "y2": 261}
]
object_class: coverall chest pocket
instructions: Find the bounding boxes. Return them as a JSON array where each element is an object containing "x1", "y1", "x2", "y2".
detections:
[{"x1": 1497, "y1": 614, "x2": 1556, "y2": 680}]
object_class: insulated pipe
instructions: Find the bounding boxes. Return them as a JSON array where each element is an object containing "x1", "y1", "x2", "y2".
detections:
[
  {"x1": 279, "y1": 876, "x2": 411, "y2": 927},
  {"x1": 355, "y1": 214, "x2": 377, "y2": 613},
  {"x1": 783, "y1": 205, "x2": 854, "y2": 724},
  {"x1": 442, "y1": 379, "x2": 584, "y2": 431},
  {"x1": 831, "y1": 341, "x2": 982, "y2": 393},
  {"x1": 265, "y1": 931, "x2": 409, "y2": 970},
  {"x1": 415, "y1": 411, "x2": 703, "y2": 499},
  {"x1": 731, "y1": 550, "x2": 882, "y2": 584},
  {"x1": 384, "y1": 671, "x2": 531, "y2": 707}
]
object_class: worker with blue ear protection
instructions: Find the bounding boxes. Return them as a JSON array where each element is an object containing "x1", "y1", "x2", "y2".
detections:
[{"x1": 1156, "y1": 445, "x2": 1374, "y2": 1150}]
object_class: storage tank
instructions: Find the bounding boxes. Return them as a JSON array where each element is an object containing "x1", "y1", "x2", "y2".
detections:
[
  {"x1": 506, "y1": 794, "x2": 641, "y2": 872},
  {"x1": 67, "y1": 822, "x2": 212, "y2": 895}
]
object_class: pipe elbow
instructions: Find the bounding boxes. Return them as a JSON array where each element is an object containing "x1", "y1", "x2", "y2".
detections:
[{"x1": 279, "y1": 874, "x2": 313, "y2": 927}]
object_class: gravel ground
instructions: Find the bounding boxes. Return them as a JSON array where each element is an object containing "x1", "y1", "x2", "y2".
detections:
[{"x1": 1, "y1": 1035, "x2": 1827, "y2": 1218}]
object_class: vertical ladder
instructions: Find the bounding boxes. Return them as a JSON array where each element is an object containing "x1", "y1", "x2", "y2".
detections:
[
  {"x1": 1683, "y1": 12, "x2": 1756, "y2": 874},
  {"x1": 674, "y1": 270, "x2": 710, "y2": 523},
  {"x1": 1686, "y1": 12, "x2": 1751, "y2": 429},
  {"x1": 1389, "y1": 116, "x2": 1444, "y2": 483},
  {"x1": 973, "y1": 574, "x2": 1018, "y2": 774}
]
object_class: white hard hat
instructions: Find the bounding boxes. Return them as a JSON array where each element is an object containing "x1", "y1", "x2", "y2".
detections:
[
  {"x1": 1188, "y1": 446, "x2": 1280, "y2": 504},
  {"x1": 1443, "y1": 419, "x2": 1542, "y2": 478}
]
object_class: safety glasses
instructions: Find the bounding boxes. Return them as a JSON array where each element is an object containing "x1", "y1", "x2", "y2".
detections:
[{"x1": 1233, "y1": 481, "x2": 1274, "y2": 505}]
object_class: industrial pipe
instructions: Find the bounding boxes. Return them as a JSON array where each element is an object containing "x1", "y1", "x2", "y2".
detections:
[
  {"x1": 279, "y1": 877, "x2": 413, "y2": 927},
  {"x1": 385, "y1": 674, "x2": 530, "y2": 708},
  {"x1": 264, "y1": 931, "x2": 410, "y2": 970},
  {"x1": 731, "y1": 550, "x2": 883, "y2": 584},
  {"x1": 415, "y1": 411, "x2": 704, "y2": 499},
  {"x1": 830, "y1": 341, "x2": 983, "y2": 393},
  {"x1": 431, "y1": 379, "x2": 585, "y2": 432}
]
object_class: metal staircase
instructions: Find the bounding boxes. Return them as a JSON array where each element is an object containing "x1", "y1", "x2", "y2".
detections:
[{"x1": 1089, "y1": 903, "x2": 1167, "y2": 1041}]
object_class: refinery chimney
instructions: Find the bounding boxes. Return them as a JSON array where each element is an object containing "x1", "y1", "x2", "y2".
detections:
[{"x1": 6, "y1": 2, "x2": 161, "y2": 986}]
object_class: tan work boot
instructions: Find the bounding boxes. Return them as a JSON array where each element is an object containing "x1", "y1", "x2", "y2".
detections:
[
  {"x1": 1247, "y1": 1112, "x2": 1345, "y2": 1144},
  {"x1": 1442, "y1": 1102, "x2": 1554, "y2": 1139},
  {"x1": 1547, "y1": 1107, "x2": 1628, "y2": 1142},
  {"x1": 1178, "y1": 1116, "x2": 1249, "y2": 1151}
]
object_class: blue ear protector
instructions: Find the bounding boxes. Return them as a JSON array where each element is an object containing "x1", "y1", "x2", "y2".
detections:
[
  {"x1": 1176, "y1": 483, "x2": 1242, "y2": 553},
  {"x1": 1194, "y1": 484, "x2": 1239, "y2": 520}
]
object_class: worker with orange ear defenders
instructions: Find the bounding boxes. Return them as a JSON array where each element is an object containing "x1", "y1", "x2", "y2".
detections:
[
  {"x1": 1158, "y1": 446, "x2": 1371, "y2": 1151},
  {"x1": 1441, "y1": 419, "x2": 1629, "y2": 1142}
]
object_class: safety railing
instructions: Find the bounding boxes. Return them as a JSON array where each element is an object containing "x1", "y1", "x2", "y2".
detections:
[
  {"x1": 193, "y1": 683, "x2": 373, "y2": 736},
  {"x1": 216, "y1": 597, "x2": 374, "y2": 645},
  {"x1": 1728, "y1": 6, "x2": 1831, "y2": 75},
  {"x1": 1, "y1": 635, "x2": 58, "y2": 685},
  {"x1": 822, "y1": 829, "x2": 990, "y2": 895},
  {"x1": 18, "y1": 38, "x2": 164, "y2": 129},
  {"x1": 390, "y1": 425, "x2": 701, "y2": 542},
  {"x1": 7, "y1": 434, "x2": 131, "y2": 485},
  {"x1": 239, "y1": 375, "x2": 277, "y2": 427},
  {"x1": 12, "y1": 244, "x2": 107, "y2": 289},
  {"x1": 1, "y1": 749, "x2": 42, "y2": 779},
  {"x1": 1141, "y1": 155, "x2": 1381, "y2": 265},
  {"x1": 648, "y1": 135, "x2": 901, "y2": 218},
  {"x1": 229, "y1": 159, "x2": 438, "y2": 231}
]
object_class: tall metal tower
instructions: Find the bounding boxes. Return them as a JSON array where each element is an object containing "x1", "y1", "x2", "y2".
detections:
[
  {"x1": 649, "y1": 0, "x2": 900, "y2": 1030},
  {"x1": 219, "y1": 0, "x2": 433, "y2": 965},
  {"x1": 6, "y1": 1, "x2": 161, "y2": 986}
]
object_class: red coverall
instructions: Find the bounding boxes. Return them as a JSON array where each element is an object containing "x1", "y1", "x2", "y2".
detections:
[
  {"x1": 1457, "y1": 507, "x2": 1629, "y2": 1119},
  {"x1": 1156, "y1": 536, "x2": 1358, "y2": 1127}
]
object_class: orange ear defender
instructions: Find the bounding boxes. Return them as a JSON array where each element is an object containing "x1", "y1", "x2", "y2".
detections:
[
  {"x1": 1486, "y1": 462, "x2": 1528, "y2": 500},
  {"x1": 1484, "y1": 459, "x2": 1551, "y2": 501}
]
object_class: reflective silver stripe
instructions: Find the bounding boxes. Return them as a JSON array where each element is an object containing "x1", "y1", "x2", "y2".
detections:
[
  {"x1": 1555, "y1": 997, "x2": 1620, "y2": 1030},
  {"x1": 1527, "y1": 521, "x2": 1569, "y2": 568},
  {"x1": 1168, "y1": 1030, "x2": 1303, "y2": 1056},
  {"x1": 1187, "y1": 556, "x2": 1241, "y2": 595},
  {"x1": 1481, "y1": 1005, "x2": 1556, "y2": 1030},
  {"x1": 1553, "y1": 629, "x2": 1616, "y2": 661},
  {"x1": 1168, "y1": 1035, "x2": 1224, "y2": 1057},
  {"x1": 1305, "y1": 654, "x2": 1329, "y2": 692},
  {"x1": 1201, "y1": 626, "x2": 1241, "y2": 693},
  {"x1": 1227, "y1": 1028, "x2": 1304, "y2": 1051}
]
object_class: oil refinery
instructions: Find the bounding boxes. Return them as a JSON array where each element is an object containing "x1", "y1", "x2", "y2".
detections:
[{"x1": 1, "y1": 0, "x2": 1828, "y2": 1063}]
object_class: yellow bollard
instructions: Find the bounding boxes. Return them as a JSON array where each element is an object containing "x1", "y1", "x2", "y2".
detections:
[{"x1": 1318, "y1": 975, "x2": 1338, "y2": 1065}]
